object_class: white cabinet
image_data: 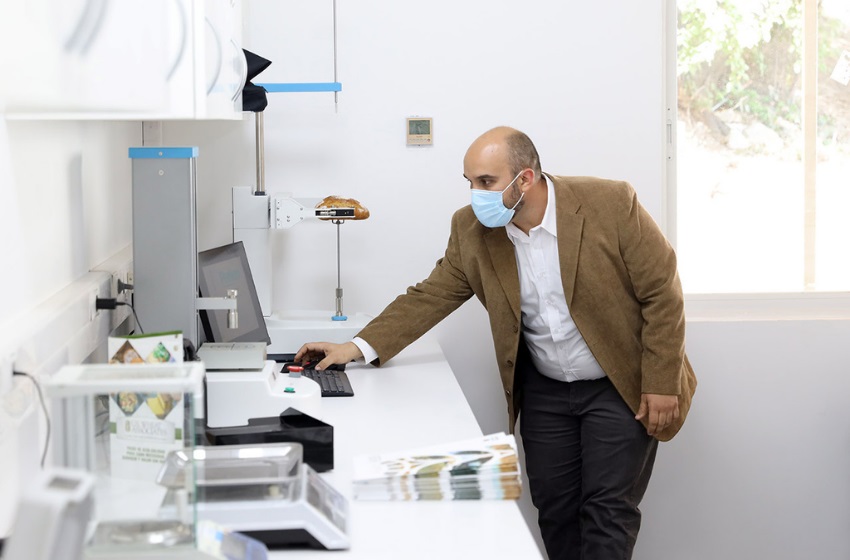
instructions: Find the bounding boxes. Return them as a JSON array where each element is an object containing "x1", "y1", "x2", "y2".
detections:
[
  {"x1": 0, "y1": 0, "x2": 246, "y2": 121},
  {"x1": 146, "y1": 0, "x2": 246, "y2": 120},
  {"x1": 200, "y1": 0, "x2": 246, "y2": 119},
  {"x1": 0, "y1": 0, "x2": 169, "y2": 115}
]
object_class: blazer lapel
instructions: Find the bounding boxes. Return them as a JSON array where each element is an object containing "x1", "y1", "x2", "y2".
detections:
[
  {"x1": 484, "y1": 228, "x2": 521, "y2": 319},
  {"x1": 551, "y1": 175, "x2": 584, "y2": 305}
]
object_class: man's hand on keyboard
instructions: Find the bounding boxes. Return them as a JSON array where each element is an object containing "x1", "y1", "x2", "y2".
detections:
[{"x1": 295, "y1": 341, "x2": 363, "y2": 371}]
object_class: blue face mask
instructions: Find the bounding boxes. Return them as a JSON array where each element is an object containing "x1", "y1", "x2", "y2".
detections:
[{"x1": 470, "y1": 171, "x2": 525, "y2": 228}]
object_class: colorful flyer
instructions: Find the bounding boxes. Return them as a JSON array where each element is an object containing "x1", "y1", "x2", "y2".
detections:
[{"x1": 107, "y1": 332, "x2": 185, "y2": 480}]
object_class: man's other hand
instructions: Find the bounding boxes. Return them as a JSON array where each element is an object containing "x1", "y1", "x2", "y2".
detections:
[
  {"x1": 635, "y1": 393, "x2": 680, "y2": 437},
  {"x1": 294, "y1": 341, "x2": 363, "y2": 370}
]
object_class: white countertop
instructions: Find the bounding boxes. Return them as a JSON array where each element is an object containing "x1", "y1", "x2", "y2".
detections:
[{"x1": 268, "y1": 333, "x2": 543, "y2": 559}]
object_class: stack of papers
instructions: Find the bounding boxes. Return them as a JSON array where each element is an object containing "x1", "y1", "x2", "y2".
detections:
[{"x1": 352, "y1": 432, "x2": 521, "y2": 501}]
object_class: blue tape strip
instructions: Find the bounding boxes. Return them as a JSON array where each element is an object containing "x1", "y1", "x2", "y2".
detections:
[
  {"x1": 256, "y1": 82, "x2": 343, "y2": 93},
  {"x1": 128, "y1": 147, "x2": 199, "y2": 159}
]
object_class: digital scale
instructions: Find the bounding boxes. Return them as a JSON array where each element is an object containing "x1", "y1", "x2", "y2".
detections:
[{"x1": 156, "y1": 443, "x2": 349, "y2": 551}]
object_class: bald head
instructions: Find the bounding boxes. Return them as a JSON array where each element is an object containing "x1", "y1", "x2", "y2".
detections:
[{"x1": 465, "y1": 126, "x2": 542, "y2": 177}]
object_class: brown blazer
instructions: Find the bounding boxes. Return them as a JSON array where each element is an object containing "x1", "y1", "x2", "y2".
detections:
[{"x1": 357, "y1": 174, "x2": 697, "y2": 442}]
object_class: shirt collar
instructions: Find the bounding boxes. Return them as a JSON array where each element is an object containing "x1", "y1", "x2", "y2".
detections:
[{"x1": 506, "y1": 174, "x2": 557, "y2": 243}]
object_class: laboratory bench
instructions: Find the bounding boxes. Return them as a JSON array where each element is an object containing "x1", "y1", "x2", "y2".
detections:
[{"x1": 270, "y1": 333, "x2": 543, "y2": 559}]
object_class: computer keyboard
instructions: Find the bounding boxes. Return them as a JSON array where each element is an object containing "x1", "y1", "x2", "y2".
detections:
[
  {"x1": 270, "y1": 354, "x2": 354, "y2": 397},
  {"x1": 300, "y1": 368, "x2": 354, "y2": 397}
]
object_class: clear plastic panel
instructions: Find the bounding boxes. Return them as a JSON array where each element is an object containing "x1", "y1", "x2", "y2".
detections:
[
  {"x1": 158, "y1": 443, "x2": 303, "y2": 488},
  {"x1": 44, "y1": 363, "x2": 204, "y2": 555}
]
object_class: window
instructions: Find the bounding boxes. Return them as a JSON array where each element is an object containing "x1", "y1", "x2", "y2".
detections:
[{"x1": 673, "y1": 0, "x2": 850, "y2": 294}]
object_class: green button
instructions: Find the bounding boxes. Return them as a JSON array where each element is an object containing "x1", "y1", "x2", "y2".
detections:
[{"x1": 284, "y1": 387, "x2": 295, "y2": 393}]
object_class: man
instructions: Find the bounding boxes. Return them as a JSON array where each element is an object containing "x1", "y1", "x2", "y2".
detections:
[{"x1": 296, "y1": 126, "x2": 697, "y2": 560}]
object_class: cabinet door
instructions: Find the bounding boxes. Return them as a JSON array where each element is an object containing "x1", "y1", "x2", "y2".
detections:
[
  {"x1": 0, "y1": 0, "x2": 247, "y2": 121},
  {"x1": 0, "y1": 0, "x2": 169, "y2": 116},
  {"x1": 136, "y1": 0, "x2": 201, "y2": 119},
  {"x1": 199, "y1": 0, "x2": 246, "y2": 120},
  {"x1": 138, "y1": 0, "x2": 246, "y2": 120}
]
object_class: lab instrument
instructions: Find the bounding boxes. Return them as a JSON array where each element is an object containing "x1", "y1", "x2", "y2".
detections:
[
  {"x1": 204, "y1": 360, "x2": 322, "y2": 428},
  {"x1": 157, "y1": 443, "x2": 349, "y2": 550},
  {"x1": 2, "y1": 468, "x2": 95, "y2": 560}
]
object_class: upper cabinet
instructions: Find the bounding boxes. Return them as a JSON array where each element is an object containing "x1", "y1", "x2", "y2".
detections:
[
  {"x1": 150, "y1": 0, "x2": 246, "y2": 120},
  {"x1": 199, "y1": 0, "x2": 246, "y2": 119},
  {"x1": 0, "y1": 0, "x2": 246, "y2": 121}
]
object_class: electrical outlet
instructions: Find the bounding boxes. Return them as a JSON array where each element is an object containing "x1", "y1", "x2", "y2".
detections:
[
  {"x1": 111, "y1": 272, "x2": 121, "y2": 299},
  {"x1": 109, "y1": 269, "x2": 133, "y2": 303},
  {"x1": 117, "y1": 270, "x2": 134, "y2": 303}
]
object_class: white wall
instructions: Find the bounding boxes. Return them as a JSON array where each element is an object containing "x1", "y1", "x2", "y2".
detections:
[
  {"x1": 0, "y1": 119, "x2": 138, "y2": 323},
  {"x1": 637, "y1": 320, "x2": 850, "y2": 560},
  {"x1": 0, "y1": 117, "x2": 139, "y2": 535}
]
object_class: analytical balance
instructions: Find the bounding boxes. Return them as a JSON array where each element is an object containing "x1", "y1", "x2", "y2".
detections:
[{"x1": 156, "y1": 443, "x2": 349, "y2": 550}]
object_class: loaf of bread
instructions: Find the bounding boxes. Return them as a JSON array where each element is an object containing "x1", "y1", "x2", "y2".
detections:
[{"x1": 316, "y1": 196, "x2": 370, "y2": 220}]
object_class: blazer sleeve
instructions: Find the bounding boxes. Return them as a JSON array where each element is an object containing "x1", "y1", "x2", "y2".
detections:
[
  {"x1": 355, "y1": 211, "x2": 475, "y2": 365},
  {"x1": 617, "y1": 183, "x2": 687, "y2": 395}
]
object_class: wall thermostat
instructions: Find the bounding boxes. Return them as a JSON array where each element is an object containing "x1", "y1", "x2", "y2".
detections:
[{"x1": 406, "y1": 117, "x2": 433, "y2": 146}]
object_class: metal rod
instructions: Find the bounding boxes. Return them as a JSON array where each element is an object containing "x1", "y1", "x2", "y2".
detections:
[
  {"x1": 255, "y1": 111, "x2": 265, "y2": 195},
  {"x1": 226, "y1": 289, "x2": 239, "y2": 329},
  {"x1": 332, "y1": 0, "x2": 338, "y2": 112},
  {"x1": 336, "y1": 221, "x2": 342, "y2": 288},
  {"x1": 334, "y1": 220, "x2": 344, "y2": 317}
]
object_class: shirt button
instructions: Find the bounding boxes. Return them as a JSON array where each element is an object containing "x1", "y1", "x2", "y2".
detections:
[
  {"x1": 512, "y1": 324, "x2": 519, "y2": 333},
  {"x1": 506, "y1": 360, "x2": 514, "y2": 368}
]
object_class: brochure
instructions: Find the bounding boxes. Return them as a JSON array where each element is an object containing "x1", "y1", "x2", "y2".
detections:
[
  {"x1": 107, "y1": 332, "x2": 185, "y2": 480},
  {"x1": 352, "y1": 432, "x2": 521, "y2": 501}
]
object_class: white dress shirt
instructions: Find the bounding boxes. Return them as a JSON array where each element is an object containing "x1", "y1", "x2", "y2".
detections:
[
  {"x1": 504, "y1": 176, "x2": 606, "y2": 382},
  {"x1": 355, "y1": 176, "x2": 606, "y2": 382}
]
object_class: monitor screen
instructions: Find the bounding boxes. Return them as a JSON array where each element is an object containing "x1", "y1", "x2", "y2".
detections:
[{"x1": 197, "y1": 241, "x2": 271, "y2": 345}]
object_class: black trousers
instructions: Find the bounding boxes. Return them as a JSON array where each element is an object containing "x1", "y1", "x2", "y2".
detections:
[{"x1": 519, "y1": 355, "x2": 658, "y2": 560}]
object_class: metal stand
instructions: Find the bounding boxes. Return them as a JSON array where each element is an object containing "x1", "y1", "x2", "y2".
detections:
[{"x1": 332, "y1": 220, "x2": 346, "y2": 321}]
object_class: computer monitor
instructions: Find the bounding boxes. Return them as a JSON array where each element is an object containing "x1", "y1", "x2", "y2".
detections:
[{"x1": 197, "y1": 241, "x2": 271, "y2": 345}]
